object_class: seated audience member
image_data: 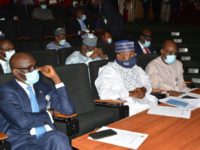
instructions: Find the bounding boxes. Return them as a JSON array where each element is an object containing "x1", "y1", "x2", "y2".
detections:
[
  {"x1": 32, "y1": 1, "x2": 54, "y2": 20},
  {"x1": 65, "y1": 33, "x2": 107, "y2": 65},
  {"x1": 0, "y1": 52, "x2": 75, "y2": 150},
  {"x1": 95, "y1": 40, "x2": 157, "y2": 116},
  {"x1": 145, "y1": 40, "x2": 190, "y2": 96},
  {"x1": 69, "y1": 8, "x2": 89, "y2": 38},
  {"x1": 0, "y1": 40, "x2": 15, "y2": 73},
  {"x1": 97, "y1": 31, "x2": 115, "y2": 60},
  {"x1": 46, "y1": 28, "x2": 71, "y2": 51},
  {"x1": 134, "y1": 28, "x2": 156, "y2": 55}
]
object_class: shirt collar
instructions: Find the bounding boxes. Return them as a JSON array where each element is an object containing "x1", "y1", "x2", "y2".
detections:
[{"x1": 16, "y1": 79, "x2": 34, "y2": 89}]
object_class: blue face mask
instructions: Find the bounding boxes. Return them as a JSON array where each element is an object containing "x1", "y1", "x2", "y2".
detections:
[
  {"x1": 116, "y1": 56, "x2": 137, "y2": 68},
  {"x1": 164, "y1": 55, "x2": 176, "y2": 64},
  {"x1": 25, "y1": 70, "x2": 40, "y2": 85},
  {"x1": 143, "y1": 40, "x2": 151, "y2": 48}
]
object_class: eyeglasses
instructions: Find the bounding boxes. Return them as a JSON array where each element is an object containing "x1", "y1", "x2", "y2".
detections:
[{"x1": 16, "y1": 65, "x2": 38, "y2": 72}]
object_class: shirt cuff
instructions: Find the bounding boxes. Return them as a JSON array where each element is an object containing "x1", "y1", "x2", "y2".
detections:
[
  {"x1": 46, "y1": 110, "x2": 54, "y2": 123},
  {"x1": 44, "y1": 124, "x2": 53, "y2": 132},
  {"x1": 55, "y1": 82, "x2": 64, "y2": 89},
  {"x1": 78, "y1": 31, "x2": 81, "y2": 35}
]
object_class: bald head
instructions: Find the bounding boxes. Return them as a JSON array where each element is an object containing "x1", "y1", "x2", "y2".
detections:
[
  {"x1": 160, "y1": 40, "x2": 177, "y2": 63},
  {"x1": 10, "y1": 52, "x2": 36, "y2": 72},
  {"x1": 161, "y1": 40, "x2": 177, "y2": 52},
  {"x1": 0, "y1": 40, "x2": 14, "y2": 51}
]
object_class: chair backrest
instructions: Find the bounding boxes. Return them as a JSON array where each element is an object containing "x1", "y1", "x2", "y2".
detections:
[
  {"x1": 58, "y1": 46, "x2": 80, "y2": 65},
  {"x1": 0, "y1": 73, "x2": 14, "y2": 84},
  {"x1": 15, "y1": 41, "x2": 41, "y2": 52},
  {"x1": 43, "y1": 64, "x2": 95, "y2": 114},
  {"x1": 136, "y1": 54, "x2": 159, "y2": 70},
  {"x1": 88, "y1": 60, "x2": 109, "y2": 99},
  {"x1": 29, "y1": 50, "x2": 58, "y2": 66}
]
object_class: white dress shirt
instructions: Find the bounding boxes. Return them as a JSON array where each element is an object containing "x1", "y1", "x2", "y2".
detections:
[{"x1": 0, "y1": 59, "x2": 11, "y2": 73}]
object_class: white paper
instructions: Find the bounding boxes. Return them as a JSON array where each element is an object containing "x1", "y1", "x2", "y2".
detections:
[
  {"x1": 148, "y1": 105, "x2": 191, "y2": 119},
  {"x1": 88, "y1": 126, "x2": 148, "y2": 150},
  {"x1": 160, "y1": 96, "x2": 200, "y2": 110}
]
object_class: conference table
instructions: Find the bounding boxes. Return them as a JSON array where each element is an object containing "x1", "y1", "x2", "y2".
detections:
[{"x1": 72, "y1": 89, "x2": 200, "y2": 150}]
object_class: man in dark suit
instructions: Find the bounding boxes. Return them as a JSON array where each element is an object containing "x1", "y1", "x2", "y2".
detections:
[
  {"x1": 90, "y1": 0, "x2": 124, "y2": 38},
  {"x1": 134, "y1": 28, "x2": 156, "y2": 55},
  {"x1": 0, "y1": 52, "x2": 75, "y2": 150}
]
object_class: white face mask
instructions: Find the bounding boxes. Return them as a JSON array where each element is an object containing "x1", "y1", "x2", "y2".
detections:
[
  {"x1": 81, "y1": 15, "x2": 87, "y2": 21},
  {"x1": 59, "y1": 39, "x2": 66, "y2": 46},
  {"x1": 86, "y1": 50, "x2": 94, "y2": 57},
  {"x1": 5, "y1": 50, "x2": 15, "y2": 61},
  {"x1": 41, "y1": 4, "x2": 47, "y2": 9},
  {"x1": 164, "y1": 55, "x2": 176, "y2": 64},
  {"x1": 143, "y1": 40, "x2": 151, "y2": 48},
  {"x1": 107, "y1": 38, "x2": 112, "y2": 44},
  {"x1": 25, "y1": 70, "x2": 40, "y2": 85}
]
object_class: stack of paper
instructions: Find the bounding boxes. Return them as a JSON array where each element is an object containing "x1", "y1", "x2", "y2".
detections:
[
  {"x1": 147, "y1": 105, "x2": 191, "y2": 119},
  {"x1": 89, "y1": 126, "x2": 148, "y2": 149}
]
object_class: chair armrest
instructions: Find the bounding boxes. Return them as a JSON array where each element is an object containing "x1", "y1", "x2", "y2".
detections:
[
  {"x1": 0, "y1": 133, "x2": 8, "y2": 141},
  {"x1": 190, "y1": 88, "x2": 200, "y2": 94},
  {"x1": 53, "y1": 111, "x2": 77, "y2": 119},
  {"x1": 95, "y1": 99, "x2": 126, "y2": 106}
]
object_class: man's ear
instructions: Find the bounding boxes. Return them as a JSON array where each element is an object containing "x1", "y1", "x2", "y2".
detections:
[
  {"x1": 12, "y1": 69, "x2": 26, "y2": 82},
  {"x1": 160, "y1": 49, "x2": 166, "y2": 59},
  {"x1": 116, "y1": 53, "x2": 122, "y2": 60}
]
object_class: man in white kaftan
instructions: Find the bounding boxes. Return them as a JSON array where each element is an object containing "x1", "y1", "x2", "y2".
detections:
[
  {"x1": 95, "y1": 40, "x2": 157, "y2": 116},
  {"x1": 65, "y1": 33, "x2": 107, "y2": 65}
]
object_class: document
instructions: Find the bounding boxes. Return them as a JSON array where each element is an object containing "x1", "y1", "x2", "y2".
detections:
[
  {"x1": 159, "y1": 96, "x2": 200, "y2": 110},
  {"x1": 88, "y1": 126, "x2": 148, "y2": 150},
  {"x1": 147, "y1": 105, "x2": 191, "y2": 119}
]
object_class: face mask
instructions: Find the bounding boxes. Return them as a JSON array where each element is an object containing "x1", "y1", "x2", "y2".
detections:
[
  {"x1": 5, "y1": 50, "x2": 15, "y2": 61},
  {"x1": 143, "y1": 40, "x2": 151, "y2": 48},
  {"x1": 25, "y1": 70, "x2": 40, "y2": 85},
  {"x1": 116, "y1": 56, "x2": 137, "y2": 68},
  {"x1": 59, "y1": 39, "x2": 66, "y2": 46},
  {"x1": 81, "y1": 15, "x2": 87, "y2": 21},
  {"x1": 107, "y1": 38, "x2": 112, "y2": 44},
  {"x1": 86, "y1": 50, "x2": 94, "y2": 57},
  {"x1": 73, "y1": 1, "x2": 78, "y2": 7},
  {"x1": 164, "y1": 55, "x2": 176, "y2": 65},
  {"x1": 41, "y1": 4, "x2": 47, "y2": 9}
]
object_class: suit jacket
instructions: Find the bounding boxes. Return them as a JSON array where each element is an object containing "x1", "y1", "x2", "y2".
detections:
[
  {"x1": 134, "y1": 41, "x2": 155, "y2": 55},
  {"x1": 68, "y1": 18, "x2": 88, "y2": 36},
  {"x1": 0, "y1": 79, "x2": 74, "y2": 149},
  {"x1": 99, "y1": 0, "x2": 124, "y2": 37}
]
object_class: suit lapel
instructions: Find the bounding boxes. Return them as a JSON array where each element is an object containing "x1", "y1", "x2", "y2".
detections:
[{"x1": 11, "y1": 80, "x2": 32, "y2": 112}]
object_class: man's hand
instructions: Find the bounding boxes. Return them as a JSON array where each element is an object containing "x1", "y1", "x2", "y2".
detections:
[
  {"x1": 129, "y1": 87, "x2": 147, "y2": 99},
  {"x1": 39, "y1": 65, "x2": 61, "y2": 84},
  {"x1": 168, "y1": 91, "x2": 182, "y2": 97}
]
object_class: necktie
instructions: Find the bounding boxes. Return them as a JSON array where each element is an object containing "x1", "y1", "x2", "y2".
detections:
[
  {"x1": 27, "y1": 86, "x2": 39, "y2": 112},
  {"x1": 144, "y1": 47, "x2": 150, "y2": 54},
  {"x1": 27, "y1": 86, "x2": 46, "y2": 138}
]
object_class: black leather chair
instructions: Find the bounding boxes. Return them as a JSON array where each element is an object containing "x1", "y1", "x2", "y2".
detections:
[
  {"x1": 29, "y1": 50, "x2": 58, "y2": 66},
  {"x1": 58, "y1": 47, "x2": 80, "y2": 65},
  {"x1": 45, "y1": 64, "x2": 121, "y2": 136},
  {"x1": 88, "y1": 60, "x2": 129, "y2": 119},
  {"x1": 15, "y1": 41, "x2": 42, "y2": 52},
  {"x1": 136, "y1": 54, "x2": 159, "y2": 70}
]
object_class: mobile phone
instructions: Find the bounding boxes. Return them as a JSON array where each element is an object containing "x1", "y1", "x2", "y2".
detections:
[
  {"x1": 181, "y1": 95, "x2": 197, "y2": 99},
  {"x1": 89, "y1": 129, "x2": 117, "y2": 140}
]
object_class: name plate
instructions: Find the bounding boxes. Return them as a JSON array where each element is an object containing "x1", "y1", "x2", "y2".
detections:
[
  {"x1": 171, "y1": 32, "x2": 180, "y2": 36},
  {"x1": 173, "y1": 39, "x2": 182, "y2": 43},
  {"x1": 188, "y1": 68, "x2": 199, "y2": 74},
  {"x1": 179, "y1": 48, "x2": 188, "y2": 53},
  {"x1": 181, "y1": 56, "x2": 191, "y2": 61},
  {"x1": 192, "y1": 78, "x2": 200, "y2": 83}
]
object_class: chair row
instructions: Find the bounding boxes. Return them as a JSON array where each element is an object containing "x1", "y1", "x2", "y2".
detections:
[
  {"x1": 0, "y1": 5, "x2": 72, "y2": 20},
  {"x1": 0, "y1": 19, "x2": 70, "y2": 41}
]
